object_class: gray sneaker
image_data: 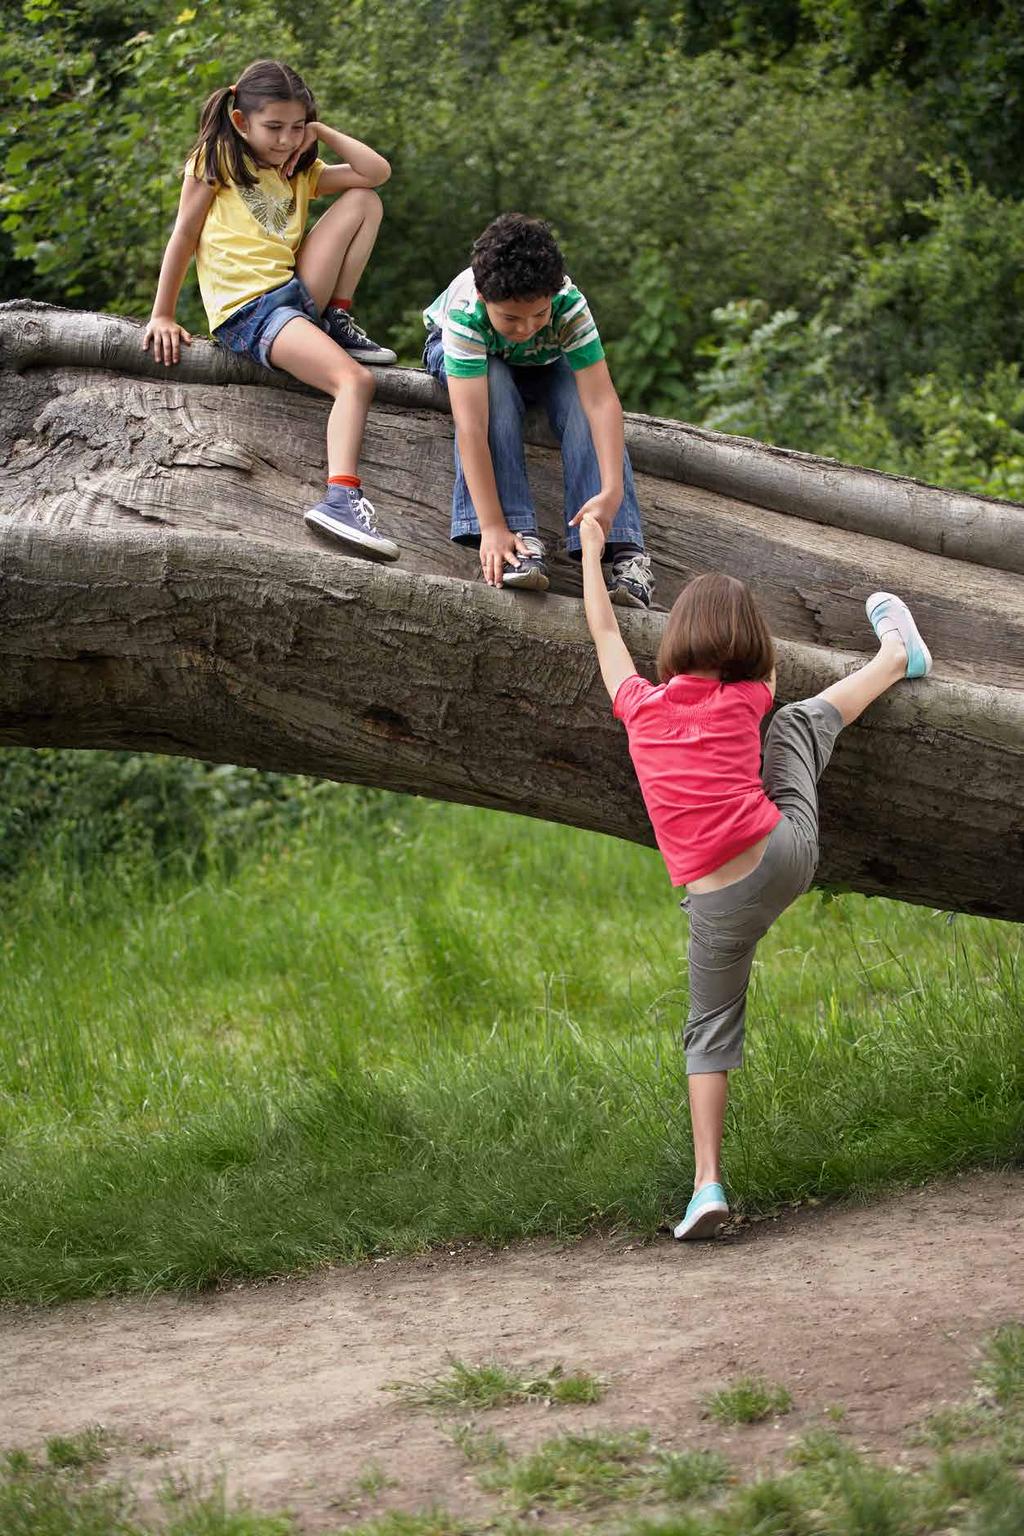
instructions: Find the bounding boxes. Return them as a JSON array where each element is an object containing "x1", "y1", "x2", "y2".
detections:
[
  {"x1": 502, "y1": 533, "x2": 549, "y2": 591},
  {"x1": 321, "y1": 308, "x2": 397, "y2": 365},
  {"x1": 304, "y1": 484, "x2": 399, "y2": 561},
  {"x1": 607, "y1": 550, "x2": 654, "y2": 609}
]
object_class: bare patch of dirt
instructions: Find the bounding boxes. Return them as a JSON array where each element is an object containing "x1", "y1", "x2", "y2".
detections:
[{"x1": 3, "y1": 1171, "x2": 1023, "y2": 1529}]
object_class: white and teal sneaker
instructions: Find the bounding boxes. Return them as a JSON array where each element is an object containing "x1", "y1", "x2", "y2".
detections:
[
  {"x1": 673, "y1": 1181, "x2": 729, "y2": 1241},
  {"x1": 865, "y1": 591, "x2": 933, "y2": 678}
]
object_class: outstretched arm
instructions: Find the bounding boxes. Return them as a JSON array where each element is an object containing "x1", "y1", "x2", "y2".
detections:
[{"x1": 579, "y1": 514, "x2": 637, "y2": 701}]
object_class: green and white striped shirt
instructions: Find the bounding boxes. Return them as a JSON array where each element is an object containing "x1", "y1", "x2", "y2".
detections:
[{"x1": 423, "y1": 268, "x2": 605, "y2": 377}]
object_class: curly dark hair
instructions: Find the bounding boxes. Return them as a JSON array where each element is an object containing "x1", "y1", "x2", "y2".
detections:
[{"x1": 470, "y1": 214, "x2": 566, "y2": 302}]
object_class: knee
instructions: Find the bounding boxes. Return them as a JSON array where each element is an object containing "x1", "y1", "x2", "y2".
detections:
[
  {"x1": 344, "y1": 186, "x2": 383, "y2": 222},
  {"x1": 331, "y1": 362, "x2": 376, "y2": 404}
]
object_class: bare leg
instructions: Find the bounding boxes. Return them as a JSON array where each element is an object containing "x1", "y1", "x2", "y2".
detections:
[
  {"x1": 296, "y1": 188, "x2": 384, "y2": 310},
  {"x1": 818, "y1": 634, "x2": 907, "y2": 727},
  {"x1": 689, "y1": 1071, "x2": 728, "y2": 1191},
  {"x1": 268, "y1": 316, "x2": 374, "y2": 477}
]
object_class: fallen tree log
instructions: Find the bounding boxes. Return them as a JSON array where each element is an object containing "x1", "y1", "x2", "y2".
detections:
[{"x1": 1, "y1": 302, "x2": 1023, "y2": 920}]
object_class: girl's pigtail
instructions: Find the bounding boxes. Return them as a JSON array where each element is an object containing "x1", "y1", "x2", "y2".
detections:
[{"x1": 187, "y1": 84, "x2": 256, "y2": 188}]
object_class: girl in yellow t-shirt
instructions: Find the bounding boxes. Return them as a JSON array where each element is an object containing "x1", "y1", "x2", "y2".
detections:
[{"x1": 143, "y1": 57, "x2": 399, "y2": 560}]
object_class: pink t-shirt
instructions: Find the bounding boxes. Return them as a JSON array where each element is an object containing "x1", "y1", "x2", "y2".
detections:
[{"x1": 613, "y1": 672, "x2": 782, "y2": 886}]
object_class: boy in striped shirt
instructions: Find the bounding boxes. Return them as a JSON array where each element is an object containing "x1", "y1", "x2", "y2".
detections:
[{"x1": 423, "y1": 213, "x2": 653, "y2": 605}]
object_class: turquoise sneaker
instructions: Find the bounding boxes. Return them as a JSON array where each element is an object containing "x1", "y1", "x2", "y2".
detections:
[
  {"x1": 865, "y1": 591, "x2": 933, "y2": 679},
  {"x1": 673, "y1": 1181, "x2": 729, "y2": 1241}
]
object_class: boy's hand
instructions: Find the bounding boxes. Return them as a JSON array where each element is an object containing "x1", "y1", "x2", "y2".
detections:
[
  {"x1": 142, "y1": 316, "x2": 192, "y2": 365},
  {"x1": 479, "y1": 526, "x2": 529, "y2": 588},
  {"x1": 569, "y1": 489, "x2": 620, "y2": 533},
  {"x1": 578, "y1": 513, "x2": 607, "y2": 560}
]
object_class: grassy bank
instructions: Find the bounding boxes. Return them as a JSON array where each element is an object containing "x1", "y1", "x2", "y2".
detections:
[{"x1": 1, "y1": 779, "x2": 1021, "y2": 1302}]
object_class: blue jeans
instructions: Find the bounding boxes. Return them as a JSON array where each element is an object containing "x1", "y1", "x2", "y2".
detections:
[
  {"x1": 214, "y1": 275, "x2": 320, "y2": 371},
  {"x1": 423, "y1": 331, "x2": 644, "y2": 552}
]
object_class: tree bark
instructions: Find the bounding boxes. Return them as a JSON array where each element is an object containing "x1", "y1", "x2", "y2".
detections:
[
  {"x1": 1, "y1": 302, "x2": 1023, "y2": 920},
  {"x1": 5, "y1": 299, "x2": 1024, "y2": 573}
]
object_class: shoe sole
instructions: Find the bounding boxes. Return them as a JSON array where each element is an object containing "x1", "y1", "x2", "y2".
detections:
[
  {"x1": 502, "y1": 569, "x2": 550, "y2": 592},
  {"x1": 673, "y1": 1203, "x2": 729, "y2": 1241},
  {"x1": 609, "y1": 586, "x2": 649, "y2": 610},
  {"x1": 304, "y1": 509, "x2": 400, "y2": 562},
  {"x1": 344, "y1": 348, "x2": 397, "y2": 365}
]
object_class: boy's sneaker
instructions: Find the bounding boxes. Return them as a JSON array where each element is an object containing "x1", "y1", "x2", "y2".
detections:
[
  {"x1": 304, "y1": 484, "x2": 399, "y2": 561},
  {"x1": 865, "y1": 591, "x2": 933, "y2": 678},
  {"x1": 502, "y1": 533, "x2": 549, "y2": 592},
  {"x1": 673, "y1": 1181, "x2": 729, "y2": 1241},
  {"x1": 321, "y1": 308, "x2": 397, "y2": 365},
  {"x1": 606, "y1": 550, "x2": 654, "y2": 609}
]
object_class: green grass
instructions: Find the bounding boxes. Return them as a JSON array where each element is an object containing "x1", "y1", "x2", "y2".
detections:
[
  {"x1": 1, "y1": 777, "x2": 1021, "y2": 1301},
  {"x1": 44, "y1": 1428, "x2": 110, "y2": 1473},
  {"x1": 386, "y1": 1359, "x2": 604, "y2": 1411},
  {"x1": 700, "y1": 1376, "x2": 794, "y2": 1425},
  {"x1": 479, "y1": 1429, "x2": 655, "y2": 1510}
]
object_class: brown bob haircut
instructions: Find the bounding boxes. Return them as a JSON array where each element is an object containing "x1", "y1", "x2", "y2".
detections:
[{"x1": 656, "y1": 573, "x2": 775, "y2": 684}]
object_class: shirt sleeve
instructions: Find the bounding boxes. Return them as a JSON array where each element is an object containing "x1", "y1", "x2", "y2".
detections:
[
  {"x1": 442, "y1": 308, "x2": 490, "y2": 378},
  {"x1": 612, "y1": 673, "x2": 653, "y2": 724},
  {"x1": 731, "y1": 679, "x2": 775, "y2": 719},
  {"x1": 307, "y1": 157, "x2": 327, "y2": 197},
  {"x1": 184, "y1": 149, "x2": 214, "y2": 182},
  {"x1": 556, "y1": 286, "x2": 606, "y2": 372}
]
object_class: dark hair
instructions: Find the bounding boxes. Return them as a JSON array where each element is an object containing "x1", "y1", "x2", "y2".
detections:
[
  {"x1": 470, "y1": 213, "x2": 566, "y2": 301},
  {"x1": 656, "y1": 573, "x2": 775, "y2": 684},
  {"x1": 188, "y1": 59, "x2": 317, "y2": 189}
]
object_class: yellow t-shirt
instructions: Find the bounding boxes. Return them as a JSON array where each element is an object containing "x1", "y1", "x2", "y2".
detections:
[{"x1": 188, "y1": 154, "x2": 326, "y2": 332}]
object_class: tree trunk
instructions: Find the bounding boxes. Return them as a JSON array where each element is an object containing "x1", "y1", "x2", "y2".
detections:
[{"x1": 2, "y1": 302, "x2": 1023, "y2": 920}]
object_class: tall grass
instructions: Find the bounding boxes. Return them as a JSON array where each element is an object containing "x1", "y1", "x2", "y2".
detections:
[{"x1": 1, "y1": 762, "x2": 1021, "y2": 1301}]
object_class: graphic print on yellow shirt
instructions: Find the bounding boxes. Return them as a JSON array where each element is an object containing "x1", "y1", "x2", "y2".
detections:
[
  {"x1": 188, "y1": 154, "x2": 326, "y2": 332},
  {"x1": 238, "y1": 177, "x2": 295, "y2": 236}
]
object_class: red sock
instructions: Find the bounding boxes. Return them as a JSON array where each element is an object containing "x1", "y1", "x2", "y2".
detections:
[
  {"x1": 327, "y1": 298, "x2": 352, "y2": 311},
  {"x1": 328, "y1": 474, "x2": 361, "y2": 488}
]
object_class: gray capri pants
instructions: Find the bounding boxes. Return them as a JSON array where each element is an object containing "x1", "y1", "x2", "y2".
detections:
[{"x1": 681, "y1": 697, "x2": 844, "y2": 1074}]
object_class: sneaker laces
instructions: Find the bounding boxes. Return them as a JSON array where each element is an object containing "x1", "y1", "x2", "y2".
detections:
[
  {"x1": 353, "y1": 493, "x2": 379, "y2": 532},
  {"x1": 518, "y1": 533, "x2": 546, "y2": 559},
  {"x1": 611, "y1": 552, "x2": 651, "y2": 586}
]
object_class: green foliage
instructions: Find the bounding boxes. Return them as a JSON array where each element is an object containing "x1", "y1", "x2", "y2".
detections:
[
  {"x1": 4, "y1": 0, "x2": 1021, "y2": 499},
  {"x1": 0, "y1": 747, "x2": 371, "y2": 893}
]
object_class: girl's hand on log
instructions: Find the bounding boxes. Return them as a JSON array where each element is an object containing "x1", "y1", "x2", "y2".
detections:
[
  {"x1": 578, "y1": 513, "x2": 607, "y2": 560},
  {"x1": 143, "y1": 317, "x2": 193, "y2": 366},
  {"x1": 479, "y1": 526, "x2": 528, "y2": 588}
]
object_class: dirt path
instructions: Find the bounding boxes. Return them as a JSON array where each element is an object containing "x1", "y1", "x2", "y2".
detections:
[{"x1": 3, "y1": 1171, "x2": 1023, "y2": 1530}]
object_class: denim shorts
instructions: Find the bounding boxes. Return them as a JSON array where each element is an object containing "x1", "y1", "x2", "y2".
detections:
[{"x1": 214, "y1": 275, "x2": 321, "y2": 370}]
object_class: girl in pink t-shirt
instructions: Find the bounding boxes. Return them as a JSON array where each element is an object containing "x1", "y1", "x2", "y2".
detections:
[{"x1": 577, "y1": 513, "x2": 933, "y2": 1241}]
